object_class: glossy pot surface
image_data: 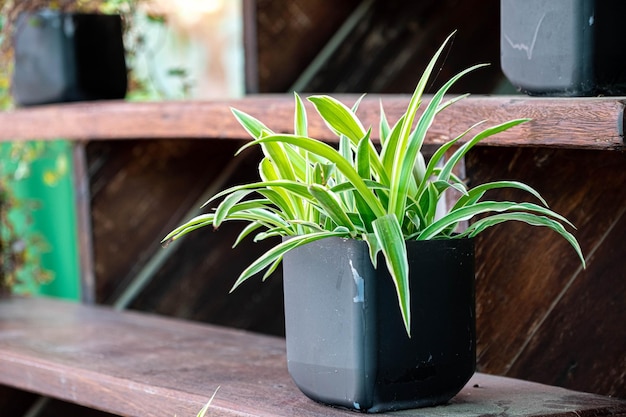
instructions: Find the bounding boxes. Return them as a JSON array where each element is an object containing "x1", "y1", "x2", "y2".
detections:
[{"x1": 282, "y1": 237, "x2": 476, "y2": 412}]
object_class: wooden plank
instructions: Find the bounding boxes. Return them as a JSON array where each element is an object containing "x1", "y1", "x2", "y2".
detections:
[
  {"x1": 0, "y1": 96, "x2": 623, "y2": 150},
  {"x1": 1, "y1": 297, "x2": 626, "y2": 417}
]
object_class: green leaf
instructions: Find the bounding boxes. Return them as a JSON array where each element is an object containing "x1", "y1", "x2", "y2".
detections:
[
  {"x1": 260, "y1": 137, "x2": 297, "y2": 182},
  {"x1": 437, "y1": 93, "x2": 470, "y2": 113},
  {"x1": 418, "y1": 121, "x2": 484, "y2": 199},
  {"x1": 231, "y1": 108, "x2": 273, "y2": 139},
  {"x1": 363, "y1": 232, "x2": 381, "y2": 268},
  {"x1": 383, "y1": 31, "x2": 457, "y2": 194},
  {"x1": 338, "y1": 134, "x2": 353, "y2": 193},
  {"x1": 356, "y1": 129, "x2": 372, "y2": 180},
  {"x1": 282, "y1": 142, "x2": 308, "y2": 181},
  {"x1": 438, "y1": 119, "x2": 530, "y2": 182},
  {"x1": 256, "y1": 189, "x2": 296, "y2": 220},
  {"x1": 231, "y1": 231, "x2": 349, "y2": 291},
  {"x1": 372, "y1": 214, "x2": 410, "y2": 337},
  {"x1": 294, "y1": 92, "x2": 308, "y2": 137},
  {"x1": 458, "y1": 212, "x2": 586, "y2": 268},
  {"x1": 453, "y1": 180, "x2": 548, "y2": 210},
  {"x1": 262, "y1": 255, "x2": 284, "y2": 280},
  {"x1": 214, "y1": 190, "x2": 252, "y2": 228},
  {"x1": 308, "y1": 95, "x2": 366, "y2": 142},
  {"x1": 221, "y1": 207, "x2": 290, "y2": 230},
  {"x1": 161, "y1": 214, "x2": 214, "y2": 245},
  {"x1": 350, "y1": 94, "x2": 367, "y2": 113},
  {"x1": 201, "y1": 178, "x2": 313, "y2": 211},
  {"x1": 424, "y1": 183, "x2": 441, "y2": 225},
  {"x1": 258, "y1": 156, "x2": 278, "y2": 182},
  {"x1": 312, "y1": 162, "x2": 335, "y2": 186},
  {"x1": 379, "y1": 100, "x2": 390, "y2": 146},
  {"x1": 418, "y1": 201, "x2": 574, "y2": 240},
  {"x1": 406, "y1": 210, "x2": 421, "y2": 231},
  {"x1": 308, "y1": 184, "x2": 356, "y2": 234},
  {"x1": 233, "y1": 221, "x2": 263, "y2": 247},
  {"x1": 380, "y1": 114, "x2": 406, "y2": 178},
  {"x1": 388, "y1": 62, "x2": 486, "y2": 222},
  {"x1": 241, "y1": 134, "x2": 386, "y2": 218},
  {"x1": 412, "y1": 151, "x2": 427, "y2": 184},
  {"x1": 309, "y1": 95, "x2": 389, "y2": 186}
]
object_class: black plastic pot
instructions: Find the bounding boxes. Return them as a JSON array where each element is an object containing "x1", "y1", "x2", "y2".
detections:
[
  {"x1": 282, "y1": 237, "x2": 475, "y2": 413},
  {"x1": 500, "y1": 0, "x2": 626, "y2": 96},
  {"x1": 11, "y1": 10, "x2": 127, "y2": 106}
]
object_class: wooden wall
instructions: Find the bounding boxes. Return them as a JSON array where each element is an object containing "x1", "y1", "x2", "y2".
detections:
[
  {"x1": 254, "y1": 0, "x2": 503, "y2": 94},
  {"x1": 468, "y1": 147, "x2": 626, "y2": 396}
]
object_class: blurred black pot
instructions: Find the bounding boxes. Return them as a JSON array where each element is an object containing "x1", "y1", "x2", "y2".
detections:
[{"x1": 11, "y1": 10, "x2": 127, "y2": 106}]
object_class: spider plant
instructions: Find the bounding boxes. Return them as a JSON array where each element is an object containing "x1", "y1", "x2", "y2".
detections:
[{"x1": 163, "y1": 34, "x2": 585, "y2": 336}]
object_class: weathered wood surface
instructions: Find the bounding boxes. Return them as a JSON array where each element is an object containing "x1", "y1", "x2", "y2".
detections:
[
  {"x1": 0, "y1": 96, "x2": 623, "y2": 150},
  {"x1": 467, "y1": 147, "x2": 626, "y2": 398},
  {"x1": 85, "y1": 140, "x2": 286, "y2": 335},
  {"x1": 0, "y1": 386, "x2": 116, "y2": 417},
  {"x1": 1, "y1": 297, "x2": 625, "y2": 417},
  {"x1": 294, "y1": 0, "x2": 503, "y2": 95},
  {"x1": 85, "y1": 140, "x2": 246, "y2": 304},
  {"x1": 255, "y1": 0, "x2": 361, "y2": 92}
]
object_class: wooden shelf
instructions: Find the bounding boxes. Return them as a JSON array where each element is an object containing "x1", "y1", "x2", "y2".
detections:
[
  {"x1": 1, "y1": 297, "x2": 625, "y2": 417},
  {"x1": 0, "y1": 95, "x2": 623, "y2": 150}
]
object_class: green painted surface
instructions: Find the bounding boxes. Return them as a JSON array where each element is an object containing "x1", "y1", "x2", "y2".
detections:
[{"x1": 4, "y1": 141, "x2": 80, "y2": 300}]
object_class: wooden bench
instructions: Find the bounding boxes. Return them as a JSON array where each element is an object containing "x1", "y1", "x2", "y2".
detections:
[{"x1": 1, "y1": 296, "x2": 625, "y2": 417}]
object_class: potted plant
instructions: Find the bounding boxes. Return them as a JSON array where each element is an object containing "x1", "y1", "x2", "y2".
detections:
[{"x1": 162, "y1": 34, "x2": 585, "y2": 412}]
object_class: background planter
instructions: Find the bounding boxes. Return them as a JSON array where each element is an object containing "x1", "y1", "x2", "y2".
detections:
[
  {"x1": 500, "y1": 0, "x2": 626, "y2": 96},
  {"x1": 282, "y1": 237, "x2": 475, "y2": 413},
  {"x1": 11, "y1": 10, "x2": 127, "y2": 106}
]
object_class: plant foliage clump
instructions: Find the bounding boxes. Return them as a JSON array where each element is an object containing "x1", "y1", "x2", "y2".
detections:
[{"x1": 163, "y1": 35, "x2": 585, "y2": 336}]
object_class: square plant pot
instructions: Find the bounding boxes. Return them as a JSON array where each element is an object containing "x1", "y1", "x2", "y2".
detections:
[
  {"x1": 11, "y1": 10, "x2": 127, "y2": 106},
  {"x1": 501, "y1": 0, "x2": 626, "y2": 96},
  {"x1": 282, "y1": 236, "x2": 476, "y2": 412}
]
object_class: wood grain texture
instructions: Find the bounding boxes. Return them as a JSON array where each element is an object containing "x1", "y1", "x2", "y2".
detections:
[
  {"x1": 297, "y1": 0, "x2": 503, "y2": 95},
  {"x1": 508, "y1": 208, "x2": 626, "y2": 395},
  {"x1": 255, "y1": 0, "x2": 361, "y2": 92},
  {"x1": 0, "y1": 96, "x2": 623, "y2": 150},
  {"x1": 86, "y1": 141, "x2": 287, "y2": 335},
  {"x1": 1, "y1": 297, "x2": 625, "y2": 417},
  {"x1": 73, "y1": 142, "x2": 97, "y2": 304},
  {"x1": 466, "y1": 147, "x2": 626, "y2": 398},
  {"x1": 85, "y1": 139, "x2": 246, "y2": 304}
]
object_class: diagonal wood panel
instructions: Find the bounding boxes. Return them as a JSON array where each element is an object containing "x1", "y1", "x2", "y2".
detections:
[
  {"x1": 298, "y1": 0, "x2": 502, "y2": 94},
  {"x1": 507, "y1": 208, "x2": 626, "y2": 397},
  {"x1": 86, "y1": 139, "x2": 246, "y2": 304},
  {"x1": 255, "y1": 0, "x2": 361, "y2": 92},
  {"x1": 466, "y1": 147, "x2": 626, "y2": 398}
]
